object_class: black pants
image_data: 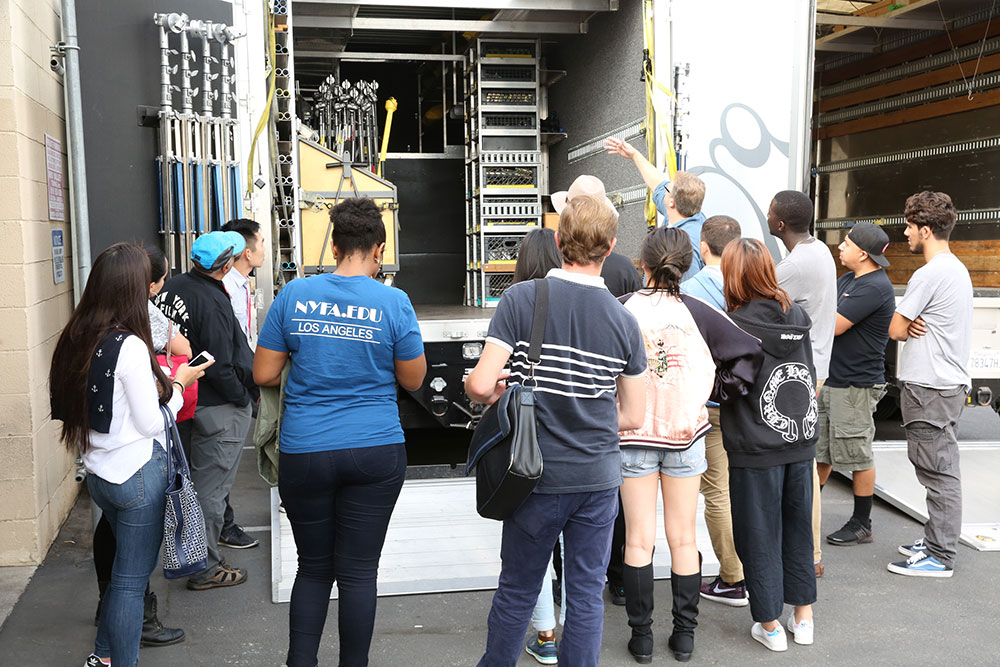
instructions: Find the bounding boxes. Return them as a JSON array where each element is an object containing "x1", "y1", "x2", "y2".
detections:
[
  {"x1": 729, "y1": 459, "x2": 816, "y2": 623},
  {"x1": 279, "y1": 444, "x2": 406, "y2": 667}
]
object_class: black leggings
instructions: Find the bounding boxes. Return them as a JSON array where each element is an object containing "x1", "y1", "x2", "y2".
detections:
[
  {"x1": 279, "y1": 443, "x2": 406, "y2": 667},
  {"x1": 94, "y1": 514, "x2": 152, "y2": 600}
]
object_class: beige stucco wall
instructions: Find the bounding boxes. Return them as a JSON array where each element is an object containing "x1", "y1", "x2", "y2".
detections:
[{"x1": 0, "y1": 0, "x2": 79, "y2": 566}]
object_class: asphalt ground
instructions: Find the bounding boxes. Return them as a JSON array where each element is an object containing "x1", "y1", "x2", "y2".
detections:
[{"x1": 1, "y1": 409, "x2": 998, "y2": 666}]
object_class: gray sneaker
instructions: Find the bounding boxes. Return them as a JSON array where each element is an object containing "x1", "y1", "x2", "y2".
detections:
[{"x1": 219, "y1": 524, "x2": 259, "y2": 549}]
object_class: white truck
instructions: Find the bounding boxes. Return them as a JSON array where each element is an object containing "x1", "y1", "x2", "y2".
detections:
[{"x1": 277, "y1": 0, "x2": 1000, "y2": 448}]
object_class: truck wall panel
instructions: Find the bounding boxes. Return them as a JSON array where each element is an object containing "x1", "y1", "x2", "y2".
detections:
[
  {"x1": 386, "y1": 158, "x2": 465, "y2": 304},
  {"x1": 546, "y1": 2, "x2": 647, "y2": 259},
  {"x1": 77, "y1": 0, "x2": 234, "y2": 258}
]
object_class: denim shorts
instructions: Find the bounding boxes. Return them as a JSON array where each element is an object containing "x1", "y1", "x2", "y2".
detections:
[{"x1": 621, "y1": 437, "x2": 708, "y2": 479}]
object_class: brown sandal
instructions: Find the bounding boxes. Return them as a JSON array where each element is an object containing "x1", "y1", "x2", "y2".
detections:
[{"x1": 187, "y1": 563, "x2": 248, "y2": 590}]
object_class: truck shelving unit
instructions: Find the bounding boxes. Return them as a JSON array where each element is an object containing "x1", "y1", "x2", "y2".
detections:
[
  {"x1": 464, "y1": 39, "x2": 542, "y2": 307},
  {"x1": 270, "y1": 1, "x2": 301, "y2": 292}
]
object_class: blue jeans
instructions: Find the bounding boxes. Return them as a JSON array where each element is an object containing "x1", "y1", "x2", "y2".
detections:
[
  {"x1": 279, "y1": 443, "x2": 407, "y2": 667},
  {"x1": 479, "y1": 488, "x2": 618, "y2": 667},
  {"x1": 88, "y1": 445, "x2": 168, "y2": 666}
]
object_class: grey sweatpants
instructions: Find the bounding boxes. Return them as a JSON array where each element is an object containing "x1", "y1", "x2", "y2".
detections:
[
  {"x1": 187, "y1": 402, "x2": 253, "y2": 578},
  {"x1": 900, "y1": 382, "x2": 966, "y2": 568}
]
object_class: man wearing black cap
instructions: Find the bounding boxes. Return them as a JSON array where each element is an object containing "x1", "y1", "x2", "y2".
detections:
[
  {"x1": 155, "y1": 231, "x2": 255, "y2": 590},
  {"x1": 816, "y1": 222, "x2": 895, "y2": 547}
]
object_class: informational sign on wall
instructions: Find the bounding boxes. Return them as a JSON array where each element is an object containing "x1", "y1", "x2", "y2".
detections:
[
  {"x1": 45, "y1": 134, "x2": 65, "y2": 222},
  {"x1": 51, "y1": 230, "x2": 65, "y2": 284}
]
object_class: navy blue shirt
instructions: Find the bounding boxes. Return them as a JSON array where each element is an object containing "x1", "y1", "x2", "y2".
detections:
[
  {"x1": 826, "y1": 269, "x2": 895, "y2": 388},
  {"x1": 486, "y1": 270, "x2": 646, "y2": 493}
]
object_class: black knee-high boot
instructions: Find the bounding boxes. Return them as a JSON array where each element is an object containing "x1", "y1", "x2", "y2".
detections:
[
  {"x1": 667, "y1": 571, "x2": 701, "y2": 662},
  {"x1": 623, "y1": 563, "x2": 654, "y2": 664}
]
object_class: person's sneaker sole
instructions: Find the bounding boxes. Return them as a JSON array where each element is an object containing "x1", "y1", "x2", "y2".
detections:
[
  {"x1": 700, "y1": 590, "x2": 749, "y2": 607},
  {"x1": 826, "y1": 533, "x2": 873, "y2": 546},
  {"x1": 887, "y1": 562, "x2": 953, "y2": 578},
  {"x1": 898, "y1": 544, "x2": 926, "y2": 557},
  {"x1": 218, "y1": 537, "x2": 260, "y2": 549}
]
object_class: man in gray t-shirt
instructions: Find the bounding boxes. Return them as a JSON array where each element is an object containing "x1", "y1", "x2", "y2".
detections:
[
  {"x1": 767, "y1": 190, "x2": 837, "y2": 578},
  {"x1": 887, "y1": 191, "x2": 972, "y2": 579}
]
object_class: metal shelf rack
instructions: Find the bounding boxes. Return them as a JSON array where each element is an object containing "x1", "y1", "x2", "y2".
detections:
[
  {"x1": 465, "y1": 38, "x2": 541, "y2": 307},
  {"x1": 269, "y1": 1, "x2": 301, "y2": 293}
]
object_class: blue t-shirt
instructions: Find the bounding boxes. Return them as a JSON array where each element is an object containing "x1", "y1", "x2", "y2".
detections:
[
  {"x1": 681, "y1": 265, "x2": 726, "y2": 312},
  {"x1": 257, "y1": 274, "x2": 424, "y2": 453},
  {"x1": 652, "y1": 179, "x2": 706, "y2": 280},
  {"x1": 486, "y1": 270, "x2": 647, "y2": 494}
]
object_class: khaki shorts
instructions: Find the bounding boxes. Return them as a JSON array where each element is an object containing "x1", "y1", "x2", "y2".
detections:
[{"x1": 816, "y1": 384, "x2": 886, "y2": 473}]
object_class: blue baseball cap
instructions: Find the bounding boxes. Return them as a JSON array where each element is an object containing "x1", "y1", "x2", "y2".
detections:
[{"x1": 190, "y1": 231, "x2": 246, "y2": 271}]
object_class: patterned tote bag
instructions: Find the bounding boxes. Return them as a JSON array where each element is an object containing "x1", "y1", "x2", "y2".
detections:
[{"x1": 159, "y1": 404, "x2": 209, "y2": 578}]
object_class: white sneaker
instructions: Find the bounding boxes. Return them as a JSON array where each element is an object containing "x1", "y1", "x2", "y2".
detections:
[
  {"x1": 751, "y1": 622, "x2": 788, "y2": 652},
  {"x1": 787, "y1": 613, "x2": 814, "y2": 645}
]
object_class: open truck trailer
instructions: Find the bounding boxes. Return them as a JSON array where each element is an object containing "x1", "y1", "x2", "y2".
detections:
[
  {"x1": 281, "y1": 0, "x2": 817, "y2": 453},
  {"x1": 272, "y1": 0, "x2": 1000, "y2": 460}
]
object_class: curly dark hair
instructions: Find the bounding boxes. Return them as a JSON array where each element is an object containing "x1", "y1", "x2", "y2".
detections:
[
  {"x1": 330, "y1": 198, "x2": 386, "y2": 257},
  {"x1": 904, "y1": 191, "x2": 957, "y2": 240},
  {"x1": 640, "y1": 226, "x2": 692, "y2": 297}
]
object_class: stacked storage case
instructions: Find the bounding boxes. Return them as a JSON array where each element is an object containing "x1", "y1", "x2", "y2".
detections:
[{"x1": 465, "y1": 39, "x2": 542, "y2": 307}]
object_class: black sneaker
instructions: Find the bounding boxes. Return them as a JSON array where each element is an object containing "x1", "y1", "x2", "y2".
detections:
[
  {"x1": 219, "y1": 524, "x2": 259, "y2": 549},
  {"x1": 607, "y1": 582, "x2": 626, "y2": 606},
  {"x1": 84, "y1": 655, "x2": 110, "y2": 667},
  {"x1": 826, "y1": 518, "x2": 873, "y2": 546}
]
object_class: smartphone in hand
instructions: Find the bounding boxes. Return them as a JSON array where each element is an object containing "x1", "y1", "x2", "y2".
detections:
[{"x1": 189, "y1": 350, "x2": 215, "y2": 366}]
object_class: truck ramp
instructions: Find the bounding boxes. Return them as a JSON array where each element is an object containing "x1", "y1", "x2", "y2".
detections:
[
  {"x1": 270, "y1": 478, "x2": 720, "y2": 603},
  {"x1": 868, "y1": 441, "x2": 1000, "y2": 552}
]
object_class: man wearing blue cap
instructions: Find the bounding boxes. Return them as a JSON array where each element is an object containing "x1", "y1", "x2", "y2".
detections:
[{"x1": 155, "y1": 230, "x2": 255, "y2": 590}]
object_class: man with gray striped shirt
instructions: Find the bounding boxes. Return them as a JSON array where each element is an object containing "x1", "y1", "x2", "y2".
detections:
[{"x1": 467, "y1": 193, "x2": 646, "y2": 666}]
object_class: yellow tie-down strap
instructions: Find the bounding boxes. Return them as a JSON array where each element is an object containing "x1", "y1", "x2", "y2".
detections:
[{"x1": 642, "y1": 0, "x2": 678, "y2": 226}]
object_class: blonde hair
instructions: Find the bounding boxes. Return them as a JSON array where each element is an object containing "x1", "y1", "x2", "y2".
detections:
[
  {"x1": 557, "y1": 194, "x2": 618, "y2": 266},
  {"x1": 671, "y1": 171, "x2": 706, "y2": 218}
]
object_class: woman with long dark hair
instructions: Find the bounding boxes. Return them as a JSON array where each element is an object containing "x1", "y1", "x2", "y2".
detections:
[
  {"x1": 88, "y1": 247, "x2": 192, "y2": 649},
  {"x1": 720, "y1": 238, "x2": 817, "y2": 652},
  {"x1": 50, "y1": 243, "x2": 209, "y2": 667},
  {"x1": 254, "y1": 198, "x2": 426, "y2": 667},
  {"x1": 617, "y1": 227, "x2": 759, "y2": 663}
]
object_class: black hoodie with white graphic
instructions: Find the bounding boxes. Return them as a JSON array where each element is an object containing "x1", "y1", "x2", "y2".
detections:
[{"x1": 721, "y1": 298, "x2": 817, "y2": 468}]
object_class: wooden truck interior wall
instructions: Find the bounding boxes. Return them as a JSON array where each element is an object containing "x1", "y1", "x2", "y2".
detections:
[{"x1": 814, "y1": 15, "x2": 1000, "y2": 289}]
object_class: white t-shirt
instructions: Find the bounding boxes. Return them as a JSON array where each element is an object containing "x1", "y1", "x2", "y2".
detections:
[
  {"x1": 896, "y1": 252, "x2": 973, "y2": 389},
  {"x1": 83, "y1": 335, "x2": 183, "y2": 484},
  {"x1": 776, "y1": 238, "x2": 837, "y2": 382}
]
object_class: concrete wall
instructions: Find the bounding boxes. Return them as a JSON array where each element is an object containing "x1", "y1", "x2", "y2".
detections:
[{"x1": 0, "y1": 0, "x2": 78, "y2": 566}]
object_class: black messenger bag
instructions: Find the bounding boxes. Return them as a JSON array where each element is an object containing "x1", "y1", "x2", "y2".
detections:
[{"x1": 465, "y1": 278, "x2": 548, "y2": 521}]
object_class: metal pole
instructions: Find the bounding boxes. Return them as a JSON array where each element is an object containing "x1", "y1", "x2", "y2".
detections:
[
  {"x1": 154, "y1": 13, "x2": 182, "y2": 269},
  {"x1": 178, "y1": 20, "x2": 196, "y2": 267},
  {"x1": 60, "y1": 0, "x2": 91, "y2": 301}
]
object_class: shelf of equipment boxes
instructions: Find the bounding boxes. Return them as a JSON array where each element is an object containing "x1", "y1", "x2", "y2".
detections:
[
  {"x1": 153, "y1": 12, "x2": 243, "y2": 272},
  {"x1": 268, "y1": 0, "x2": 302, "y2": 289},
  {"x1": 464, "y1": 39, "x2": 542, "y2": 307}
]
